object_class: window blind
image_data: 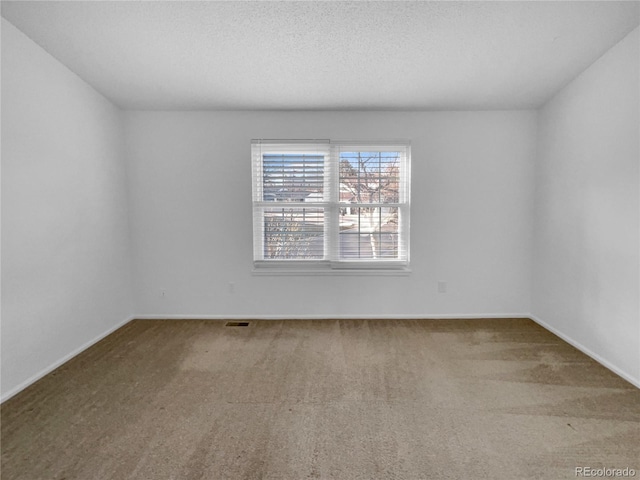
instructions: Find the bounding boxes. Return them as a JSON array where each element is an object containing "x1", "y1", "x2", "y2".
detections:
[
  {"x1": 251, "y1": 139, "x2": 410, "y2": 270},
  {"x1": 332, "y1": 142, "x2": 410, "y2": 267}
]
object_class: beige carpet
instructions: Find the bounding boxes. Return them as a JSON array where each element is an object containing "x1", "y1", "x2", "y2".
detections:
[{"x1": 2, "y1": 319, "x2": 639, "y2": 479}]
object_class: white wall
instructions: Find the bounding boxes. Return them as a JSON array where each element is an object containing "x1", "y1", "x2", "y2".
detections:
[
  {"x1": 124, "y1": 110, "x2": 536, "y2": 318},
  {"x1": 1, "y1": 19, "x2": 134, "y2": 399},
  {"x1": 533, "y1": 27, "x2": 640, "y2": 385}
]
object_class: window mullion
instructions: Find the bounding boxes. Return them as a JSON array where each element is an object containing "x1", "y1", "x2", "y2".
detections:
[{"x1": 326, "y1": 145, "x2": 339, "y2": 262}]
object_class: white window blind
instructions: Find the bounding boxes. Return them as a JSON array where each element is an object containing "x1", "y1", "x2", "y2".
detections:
[{"x1": 251, "y1": 139, "x2": 410, "y2": 271}]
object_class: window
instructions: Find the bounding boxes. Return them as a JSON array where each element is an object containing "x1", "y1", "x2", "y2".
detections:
[{"x1": 251, "y1": 140, "x2": 410, "y2": 272}]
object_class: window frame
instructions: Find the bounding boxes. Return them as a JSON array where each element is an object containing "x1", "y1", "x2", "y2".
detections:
[{"x1": 251, "y1": 139, "x2": 411, "y2": 274}]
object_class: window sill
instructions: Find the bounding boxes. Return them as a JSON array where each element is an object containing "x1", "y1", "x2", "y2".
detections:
[{"x1": 252, "y1": 267, "x2": 411, "y2": 276}]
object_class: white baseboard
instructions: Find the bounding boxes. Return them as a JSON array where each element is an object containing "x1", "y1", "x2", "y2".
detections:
[
  {"x1": 529, "y1": 313, "x2": 640, "y2": 389},
  {"x1": 133, "y1": 313, "x2": 531, "y2": 320},
  {"x1": 1, "y1": 315, "x2": 135, "y2": 403}
]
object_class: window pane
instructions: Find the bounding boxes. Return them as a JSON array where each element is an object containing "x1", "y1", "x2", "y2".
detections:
[
  {"x1": 263, "y1": 154, "x2": 324, "y2": 202},
  {"x1": 339, "y1": 152, "x2": 400, "y2": 204},
  {"x1": 339, "y1": 206, "x2": 399, "y2": 259},
  {"x1": 253, "y1": 140, "x2": 409, "y2": 266},
  {"x1": 263, "y1": 207, "x2": 324, "y2": 259}
]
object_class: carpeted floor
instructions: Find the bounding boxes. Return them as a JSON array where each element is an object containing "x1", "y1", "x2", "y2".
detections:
[{"x1": 1, "y1": 318, "x2": 639, "y2": 479}]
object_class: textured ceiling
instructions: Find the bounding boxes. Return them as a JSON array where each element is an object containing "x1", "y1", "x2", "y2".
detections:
[{"x1": 2, "y1": 1, "x2": 639, "y2": 110}]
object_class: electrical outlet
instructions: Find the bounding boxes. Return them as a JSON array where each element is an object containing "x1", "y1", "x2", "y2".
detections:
[{"x1": 438, "y1": 281, "x2": 447, "y2": 293}]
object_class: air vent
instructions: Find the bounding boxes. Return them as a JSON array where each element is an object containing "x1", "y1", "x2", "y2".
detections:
[{"x1": 225, "y1": 321, "x2": 250, "y2": 327}]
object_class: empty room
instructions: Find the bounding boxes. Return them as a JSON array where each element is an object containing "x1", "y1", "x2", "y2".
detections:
[{"x1": 1, "y1": 1, "x2": 639, "y2": 479}]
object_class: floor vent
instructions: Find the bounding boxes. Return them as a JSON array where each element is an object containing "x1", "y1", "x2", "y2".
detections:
[{"x1": 225, "y1": 321, "x2": 251, "y2": 327}]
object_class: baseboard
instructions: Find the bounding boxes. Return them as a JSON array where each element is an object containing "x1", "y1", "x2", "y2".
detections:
[
  {"x1": 529, "y1": 313, "x2": 640, "y2": 389},
  {"x1": 1, "y1": 315, "x2": 135, "y2": 404},
  {"x1": 133, "y1": 313, "x2": 531, "y2": 320}
]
